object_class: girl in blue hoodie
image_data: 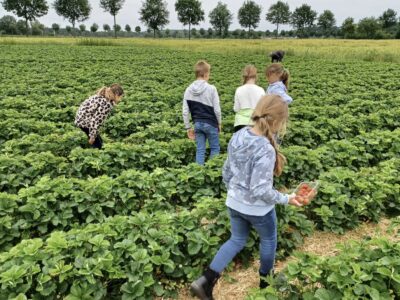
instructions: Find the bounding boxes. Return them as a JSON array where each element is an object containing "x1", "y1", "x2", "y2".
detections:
[
  {"x1": 190, "y1": 95, "x2": 304, "y2": 300},
  {"x1": 266, "y1": 63, "x2": 293, "y2": 104}
]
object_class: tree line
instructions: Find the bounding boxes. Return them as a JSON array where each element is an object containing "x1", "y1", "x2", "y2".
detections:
[{"x1": 1, "y1": 0, "x2": 400, "y2": 39}]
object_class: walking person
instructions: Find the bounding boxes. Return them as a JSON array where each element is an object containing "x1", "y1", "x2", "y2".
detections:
[
  {"x1": 183, "y1": 61, "x2": 222, "y2": 165},
  {"x1": 190, "y1": 95, "x2": 309, "y2": 300},
  {"x1": 233, "y1": 65, "x2": 265, "y2": 133},
  {"x1": 266, "y1": 63, "x2": 293, "y2": 104},
  {"x1": 75, "y1": 84, "x2": 124, "y2": 149}
]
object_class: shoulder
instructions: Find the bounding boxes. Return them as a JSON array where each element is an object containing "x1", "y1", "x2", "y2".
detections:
[
  {"x1": 248, "y1": 84, "x2": 266, "y2": 96},
  {"x1": 254, "y1": 137, "x2": 275, "y2": 159},
  {"x1": 183, "y1": 85, "x2": 192, "y2": 96},
  {"x1": 268, "y1": 83, "x2": 282, "y2": 91},
  {"x1": 256, "y1": 85, "x2": 266, "y2": 95},
  {"x1": 98, "y1": 96, "x2": 113, "y2": 105},
  {"x1": 82, "y1": 96, "x2": 97, "y2": 105},
  {"x1": 235, "y1": 85, "x2": 244, "y2": 94},
  {"x1": 208, "y1": 83, "x2": 218, "y2": 92}
]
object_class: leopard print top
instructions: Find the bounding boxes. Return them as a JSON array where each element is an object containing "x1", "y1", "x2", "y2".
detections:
[{"x1": 75, "y1": 95, "x2": 115, "y2": 140}]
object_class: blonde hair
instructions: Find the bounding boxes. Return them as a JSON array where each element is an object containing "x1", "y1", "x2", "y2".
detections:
[
  {"x1": 242, "y1": 65, "x2": 258, "y2": 85},
  {"x1": 195, "y1": 60, "x2": 211, "y2": 78},
  {"x1": 97, "y1": 84, "x2": 124, "y2": 102},
  {"x1": 251, "y1": 95, "x2": 289, "y2": 176},
  {"x1": 266, "y1": 63, "x2": 290, "y2": 89}
]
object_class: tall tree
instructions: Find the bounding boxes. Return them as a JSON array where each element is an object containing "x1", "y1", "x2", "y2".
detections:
[
  {"x1": 341, "y1": 17, "x2": 356, "y2": 38},
  {"x1": 2, "y1": 0, "x2": 48, "y2": 35},
  {"x1": 135, "y1": 25, "x2": 141, "y2": 33},
  {"x1": 139, "y1": 0, "x2": 169, "y2": 38},
  {"x1": 114, "y1": 24, "x2": 121, "y2": 33},
  {"x1": 209, "y1": 1, "x2": 232, "y2": 37},
  {"x1": 291, "y1": 4, "x2": 317, "y2": 37},
  {"x1": 16, "y1": 19, "x2": 28, "y2": 34},
  {"x1": 379, "y1": 9, "x2": 397, "y2": 29},
  {"x1": 90, "y1": 23, "x2": 98, "y2": 33},
  {"x1": 199, "y1": 27, "x2": 206, "y2": 37},
  {"x1": 238, "y1": 0, "x2": 261, "y2": 34},
  {"x1": 175, "y1": 0, "x2": 204, "y2": 40},
  {"x1": 52, "y1": 23, "x2": 60, "y2": 35},
  {"x1": 99, "y1": 0, "x2": 125, "y2": 38},
  {"x1": 266, "y1": 1, "x2": 290, "y2": 38},
  {"x1": 318, "y1": 10, "x2": 336, "y2": 36},
  {"x1": 30, "y1": 19, "x2": 44, "y2": 35},
  {"x1": 79, "y1": 23, "x2": 86, "y2": 34},
  {"x1": 125, "y1": 24, "x2": 131, "y2": 32},
  {"x1": 357, "y1": 17, "x2": 380, "y2": 39},
  {"x1": 0, "y1": 15, "x2": 17, "y2": 34},
  {"x1": 103, "y1": 24, "x2": 110, "y2": 32},
  {"x1": 53, "y1": 0, "x2": 91, "y2": 32}
]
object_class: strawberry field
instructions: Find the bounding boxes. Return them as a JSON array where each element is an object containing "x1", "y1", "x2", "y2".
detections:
[{"x1": 0, "y1": 39, "x2": 399, "y2": 299}]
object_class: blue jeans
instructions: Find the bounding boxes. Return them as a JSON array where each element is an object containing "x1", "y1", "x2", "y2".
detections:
[
  {"x1": 194, "y1": 122, "x2": 220, "y2": 165},
  {"x1": 210, "y1": 208, "x2": 277, "y2": 275}
]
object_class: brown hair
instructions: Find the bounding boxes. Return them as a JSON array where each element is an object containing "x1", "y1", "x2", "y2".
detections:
[
  {"x1": 195, "y1": 60, "x2": 211, "y2": 78},
  {"x1": 97, "y1": 84, "x2": 124, "y2": 102},
  {"x1": 251, "y1": 95, "x2": 289, "y2": 176},
  {"x1": 266, "y1": 63, "x2": 290, "y2": 89},
  {"x1": 242, "y1": 65, "x2": 258, "y2": 85}
]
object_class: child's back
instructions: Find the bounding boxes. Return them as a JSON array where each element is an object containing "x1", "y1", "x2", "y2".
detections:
[
  {"x1": 182, "y1": 61, "x2": 221, "y2": 165},
  {"x1": 266, "y1": 63, "x2": 293, "y2": 104},
  {"x1": 183, "y1": 79, "x2": 221, "y2": 130},
  {"x1": 233, "y1": 65, "x2": 265, "y2": 132},
  {"x1": 267, "y1": 81, "x2": 293, "y2": 104}
]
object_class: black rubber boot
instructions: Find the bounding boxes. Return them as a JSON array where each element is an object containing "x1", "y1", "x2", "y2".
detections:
[
  {"x1": 259, "y1": 271, "x2": 271, "y2": 289},
  {"x1": 190, "y1": 267, "x2": 220, "y2": 300}
]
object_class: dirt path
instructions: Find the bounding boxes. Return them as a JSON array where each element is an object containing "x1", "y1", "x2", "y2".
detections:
[{"x1": 178, "y1": 218, "x2": 394, "y2": 300}]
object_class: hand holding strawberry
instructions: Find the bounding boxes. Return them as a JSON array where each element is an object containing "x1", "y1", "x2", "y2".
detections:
[
  {"x1": 288, "y1": 193, "x2": 303, "y2": 207},
  {"x1": 292, "y1": 182, "x2": 319, "y2": 206}
]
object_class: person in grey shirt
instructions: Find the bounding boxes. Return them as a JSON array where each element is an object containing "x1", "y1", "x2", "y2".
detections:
[{"x1": 191, "y1": 95, "x2": 306, "y2": 300}]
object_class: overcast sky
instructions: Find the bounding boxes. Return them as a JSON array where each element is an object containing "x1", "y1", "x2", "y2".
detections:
[{"x1": 1, "y1": 0, "x2": 399, "y2": 30}]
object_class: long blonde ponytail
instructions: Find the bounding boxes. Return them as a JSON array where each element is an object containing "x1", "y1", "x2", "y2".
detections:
[{"x1": 251, "y1": 95, "x2": 288, "y2": 176}]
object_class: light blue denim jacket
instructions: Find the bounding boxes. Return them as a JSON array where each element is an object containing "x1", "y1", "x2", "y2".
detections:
[
  {"x1": 267, "y1": 81, "x2": 293, "y2": 104},
  {"x1": 223, "y1": 127, "x2": 289, "y2": 216}
]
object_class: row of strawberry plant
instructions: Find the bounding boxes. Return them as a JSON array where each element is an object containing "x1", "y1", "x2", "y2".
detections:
[
  {"x1": 290, "y1": 95, "x2": 400, "y2": 122},
  {"x1": 1, "y1": 128, "x2": 398, "y2": 195},
  {"x1": 0, "y1": 197, "x2": 313, "y2": 299},
  {"x1": 1, "y1": 154, "x2": 399, "y2": 251},
  {"x1": 0, "y1": 158, "x2": 225, "y2": 250},
  {"x1": 248, "y1": 234, "x2": 400, "y2": 299},
  {"x1": 3, "y1": 90, "x2": 398, "y2": 129},
  {"x1": 2, "y1": 98, "x2": 398, "y2": 158},
  {"x1": 0, "y1": 92, "x2": 172, "y2": 115},
  {"x1": 107, "y1": 105, "x2": 400, "y2": 146},
  {"x1": 285, "y1": 107, "x2": 400, "y2": 148},
  {"x1": 0, "y1": 119, "x2": 75, "y2": 145},
  {"x1": 310, "y1": 158, "x2": 400, "y2": 233}
]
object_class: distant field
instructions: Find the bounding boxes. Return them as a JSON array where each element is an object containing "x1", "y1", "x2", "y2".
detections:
[
  {"x1": 1, "y1": 36, "x2": 400, "y2": 62},
  {"x1": 0, "y1": 38, "x2": 399, "y2": 299}
]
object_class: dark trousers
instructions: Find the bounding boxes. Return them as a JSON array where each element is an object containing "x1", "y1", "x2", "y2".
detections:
[
  {"x1": 234, "y1": 125, "x2": 247, "y2": 133},
  {"x1": 79, "y1": 127, "x2": 103, "y2": 149}
]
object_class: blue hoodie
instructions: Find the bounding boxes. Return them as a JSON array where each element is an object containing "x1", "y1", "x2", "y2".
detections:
[{"x1": 223, "y1": 127, "x2": 289, "y2": 216}]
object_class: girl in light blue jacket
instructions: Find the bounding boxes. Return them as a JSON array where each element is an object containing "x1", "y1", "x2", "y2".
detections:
[
  {"x1": 190, "y1": 95, "x2": 303, "y2": 300},
  {"x1": 266, "y1": 63, "x2": 293, "y2": 104}
]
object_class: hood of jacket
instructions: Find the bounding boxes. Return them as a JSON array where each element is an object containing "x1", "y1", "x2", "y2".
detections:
[
  {"x1": 229, "y1": 127, "x2": 268, "y2": 163},
  {"x1": 187, "y1": 80, "x2": 209, "y2": 96}
]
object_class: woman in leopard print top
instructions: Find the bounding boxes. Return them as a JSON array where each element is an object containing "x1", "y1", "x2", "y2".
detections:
[{"x1": 75, "y1": 84, "x2": 124, "y2": 149}]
